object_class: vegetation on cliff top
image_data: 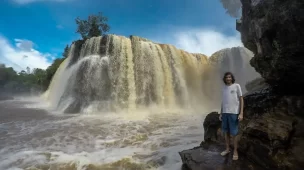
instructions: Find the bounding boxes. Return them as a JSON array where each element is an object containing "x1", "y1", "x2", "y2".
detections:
[
  {"x1": 75, "y1": 12, "x2": 110, "y2": 40},
  {"x1": 0, "y1": 12, "x2": 110, "y2": 95}
]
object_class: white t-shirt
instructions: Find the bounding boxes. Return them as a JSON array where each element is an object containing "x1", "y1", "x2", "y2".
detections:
[{"x1": 221, "y1": 83, "x2": 242, "y2": 114}]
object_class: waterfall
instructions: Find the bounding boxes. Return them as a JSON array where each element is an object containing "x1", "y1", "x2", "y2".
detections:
[
  {"x1": 44, "y1": 35, "x2": 258, "y2": 114},
  {"x1": 204, "y1": 47, "x2": 260, "y2": 107}
]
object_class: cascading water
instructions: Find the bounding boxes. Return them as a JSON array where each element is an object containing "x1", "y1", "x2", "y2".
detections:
[
  {"x1": 45, "y1": 35, "x2": 210, "y2": 113},
  {"x1": 203, "y1": 47, "x2": 260, "y2": 106}
]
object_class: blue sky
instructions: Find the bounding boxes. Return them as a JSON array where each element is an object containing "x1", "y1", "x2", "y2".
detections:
[{"x1": 0, "y1": 0, "x2": 242, "y2": 71}]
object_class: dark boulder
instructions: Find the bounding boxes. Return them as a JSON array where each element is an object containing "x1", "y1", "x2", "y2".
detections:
[{"x1": 203, "y1": 111, "x2": 221, "y2": 142}]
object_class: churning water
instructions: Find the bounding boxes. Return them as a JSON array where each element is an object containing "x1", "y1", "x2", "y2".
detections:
[{"x1": 0, "y1": 98, "x2": 206, "y2": 170}]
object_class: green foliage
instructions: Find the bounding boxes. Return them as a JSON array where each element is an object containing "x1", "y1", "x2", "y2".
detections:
[
  {"x1": 0, "y1": 65, "x2": 41, "y2": 94},
  {"x1": 0, "y1": 66, "x2": 17, "y2": 87},
  {"x1": 45, "y1": 58, "x2": 65, "y2": 85},
  {"x1": 75, "y1": 12, "x2": 110, "y2": 39},
  {"x1": 62, "y1": 45, "x2": 70, "y2": 58},
  {"x1": 0, "y1": 49, "x2": 66, "y2": 94}
]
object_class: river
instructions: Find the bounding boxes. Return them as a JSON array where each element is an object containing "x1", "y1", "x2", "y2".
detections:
[{"x1": 0, "y1": 97, "x2": 206, "y2": 170}]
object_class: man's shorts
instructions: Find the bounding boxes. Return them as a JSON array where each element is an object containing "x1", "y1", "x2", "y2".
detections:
[{"x1": 221, "y1": 113, "x2": 239, "y2": 136}]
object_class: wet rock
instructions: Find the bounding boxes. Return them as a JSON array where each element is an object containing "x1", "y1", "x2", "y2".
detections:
[
  {"x1": 179, "y1": 111, "x2": 264, "y2": 170},
  {"x1": 237, "y1": 88, "x2": 304, "y2": 170},
  {"x1": 64, "y1": 99, "x2": 81, "y2": 114},
  {"x1": 67, "y1": 39, "x2": 85, "y2": 67},
  {"x1": 245, "y1": 77, "x2": 267, "y2": 93},
  {"x1": 203, "y1": 112, "x2": 221, "y2": 142},
  {"x1": 179, "y1": 142, "x2": 264, "y2": 170},
  {"x1": 237, "y1": 0, "x2": 304, "y2": 93}
]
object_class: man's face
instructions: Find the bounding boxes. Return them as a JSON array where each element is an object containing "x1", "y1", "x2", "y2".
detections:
[{"x1": 225, "y1": 75, "x2": 232, "y2": 84}]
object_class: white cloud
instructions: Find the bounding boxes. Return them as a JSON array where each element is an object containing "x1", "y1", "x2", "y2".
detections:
[
  {"x1": 15, "y1": 39, "x2": 34, "y2": 51},
  {"x1": 12, "y1": 0, "x2": 69, "y2": 5},
  {"x1": 172, "y1": 28, "x2": 243, "y2": 56},
  {"x1": 0, "y1": 36, "x2": 52, "y2": 72}
]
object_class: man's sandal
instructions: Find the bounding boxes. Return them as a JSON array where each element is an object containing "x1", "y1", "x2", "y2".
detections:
[
  {"x1": 233, "y1": 154, "x2": 239, "y2": 160},
  {"x1": 220, "y1": 150, "x2": 230, "y2": 156}
]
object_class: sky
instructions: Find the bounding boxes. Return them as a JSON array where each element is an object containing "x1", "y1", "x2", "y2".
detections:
[{"x1": 0, "y1": 0, "x2": 242, "y2": 71}]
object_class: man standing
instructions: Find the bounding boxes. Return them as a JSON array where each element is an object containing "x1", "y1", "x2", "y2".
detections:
[{"x1": 219, "y1": 72, "x2": 244, "y2": 161}]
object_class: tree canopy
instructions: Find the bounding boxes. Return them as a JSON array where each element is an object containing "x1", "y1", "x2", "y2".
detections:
[{"x1": 75, "y1": 12, "x2": 110, "y2": 39}]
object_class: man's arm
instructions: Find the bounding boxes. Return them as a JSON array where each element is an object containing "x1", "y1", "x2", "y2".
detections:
[
  {"x1": 239, "y1": 96, "x2": 244, "y2": 115},
  {"x1": 236, "y1": 84, "x2": 244, "y2": 120},
  {"x1": 219, "y1": 102, "x2": 223, "y2": 121}
]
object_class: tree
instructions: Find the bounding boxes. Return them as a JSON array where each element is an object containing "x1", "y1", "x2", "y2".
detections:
[
  {"x1": 19, "y1": 70, "x2": 26, "y2": 75},
  {"x1": 75, "y1": 12, "x2": 110, "y2": 39},
  {"x1": 0, "y1": 49, "x2": 67, "y2": 93},
  {"x1": 26, "y1": 67, "x2": 31, "y2": 74},
  {"x1": 45, "y1": 58, "x2": 65, "y2": 83},
  {"x1": 62, "y1": 45, "x2": 70, "y2": 58},
  {"x1": 32, "y1": 68, "x2": 47, "y2": 87},
  {"x1": 0, "y1": 66, "x2": 17, "y2": 87}
]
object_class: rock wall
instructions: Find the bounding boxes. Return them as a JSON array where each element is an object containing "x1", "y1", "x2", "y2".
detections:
[
  {"x1": 239, "y1": 88, "x2": 304, "y2": 169},
  {"x1": 237, "y1": 0, "x2": 304, "y2": 94},
  {"x1": 235, "y1": 0, "x2": 304, "y2": 169}
]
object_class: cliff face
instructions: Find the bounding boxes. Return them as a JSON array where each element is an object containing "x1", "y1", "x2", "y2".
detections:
[
  {"x1": 236, "y1": 0, "x2": 304, "y2": 169},
  {"x1": 237, "y1": 0, "x2": 304, "y2": 93},
  {"x1": 240, "y1": 89, "x2": 304, "y2": 169}
]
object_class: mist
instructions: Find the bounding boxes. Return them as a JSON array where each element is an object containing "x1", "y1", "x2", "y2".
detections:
[{"x1": 219, "y1": 0, "x2": 242, "y2": 18}]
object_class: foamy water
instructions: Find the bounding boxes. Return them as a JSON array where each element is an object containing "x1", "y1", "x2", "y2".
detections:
[{"x1": 0, "y1": 97, "x2": 207, "y2": 170}]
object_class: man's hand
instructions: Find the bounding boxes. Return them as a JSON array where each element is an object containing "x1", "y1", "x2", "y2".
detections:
[
  {"x1": 238, "y1": 113, "x2": 243, "y2": 121},
  {"x1": 219, "y1": 114, "x2": 222, "y2": 121}
]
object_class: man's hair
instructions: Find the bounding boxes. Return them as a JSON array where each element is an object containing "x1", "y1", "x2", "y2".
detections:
[{"x1": 223, "y1": 72, "x2": 235, "y2": 84}]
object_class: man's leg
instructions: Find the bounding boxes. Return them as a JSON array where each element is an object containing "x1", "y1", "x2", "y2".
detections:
[
  {"x1": 225, "y1": 132, "x2": 230, "y2": 151},
  {"x1": 232, "y1": 135, "x2": 238, "y2": 156},
  {"x1": 221, "y1": 113, "x2": 231, "y2": 156},
  {"x1": 228, "y1": 114, "x2": 239, "y2": 160}
]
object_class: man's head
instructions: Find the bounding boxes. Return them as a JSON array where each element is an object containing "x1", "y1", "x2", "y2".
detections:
[{"x1": 223, "y1": 72, "x2": 235, "y2": 85}]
